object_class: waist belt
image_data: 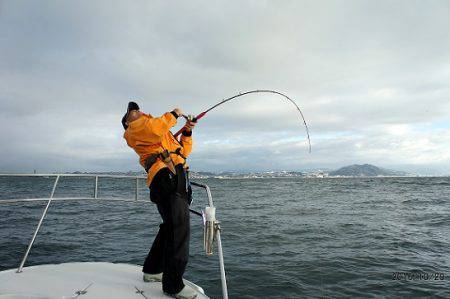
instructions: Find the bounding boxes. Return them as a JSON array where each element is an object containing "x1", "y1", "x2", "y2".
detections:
[
  {"x1": 144, "y1": 153, "x2": 160, "y2": 173},
  {"x1": 144, "y1": 148, "x2": 186, "y2": 173}
]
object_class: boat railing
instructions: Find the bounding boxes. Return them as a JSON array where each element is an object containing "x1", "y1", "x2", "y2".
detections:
[{"x1": 0, "y1": 173, "x2": 228, "y2": 299}]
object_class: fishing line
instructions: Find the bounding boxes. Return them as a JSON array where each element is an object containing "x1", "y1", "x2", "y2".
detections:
[{"x1": 175, "y1": 89, "x2": 312, "y2": 153}]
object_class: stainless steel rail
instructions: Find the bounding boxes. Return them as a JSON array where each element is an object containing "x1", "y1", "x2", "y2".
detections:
[
  {"x1": 0, "y1": 173, "x2": 145, "y2": 204},
  {"x1": 1, "y1": 173, "x2": 229, "y2": 299},
  {"x1": 16, "y1": 175, "x2": 60, "y2": 273},
  {"x1": 190, "y1": 181, "x2": 228, "y2": 299},
  {"x1": 0, "y1": 197, "x2": 151, "y2": 204},
  {"x1": 190, "y1": 181, "x2": 214, "y2": 207},
  {"x1": 0, "y1": 174, "x2": 148, "y2": 272},
  {"x1": 0, "y1": 173, "x2": 146, "y2": 178},
  {"x1": 94, "y1": 176, "x2": 99, "y2": 199}
]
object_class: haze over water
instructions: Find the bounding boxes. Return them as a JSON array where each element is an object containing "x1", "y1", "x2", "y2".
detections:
[{"x1": 0, "y1": 176, "x2": 449, "y2": 298}]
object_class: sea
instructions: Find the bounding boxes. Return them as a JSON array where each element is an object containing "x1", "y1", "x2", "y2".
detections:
[{"x1": 0, "y1": 176, "x2": 449, "y2": 298}]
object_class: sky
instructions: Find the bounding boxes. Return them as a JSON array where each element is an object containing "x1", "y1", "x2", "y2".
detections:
[{"x1": 0, "y1": 1, "x2": 449, "y2": 175}]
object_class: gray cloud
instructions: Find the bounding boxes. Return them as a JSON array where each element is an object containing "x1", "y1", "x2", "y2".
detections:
[{"x1": 1, "y1": 1, "x2": 449, "y2": 174}]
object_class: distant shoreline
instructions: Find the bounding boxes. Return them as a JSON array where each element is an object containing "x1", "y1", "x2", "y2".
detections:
[
  {"x1": 9, "y1": 163, "x2": 445, "y2": 178},
  {"x1": 188, "y1": 175, "x2": 449, "y2": 179},
  {"x1": 1, "y1": 173, "x2": 448, "y2": 179}
]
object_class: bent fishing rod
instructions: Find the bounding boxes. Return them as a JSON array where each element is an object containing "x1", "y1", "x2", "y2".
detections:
[{"x1": 175, "y1": 89, "x2": 312, "y2": 153}]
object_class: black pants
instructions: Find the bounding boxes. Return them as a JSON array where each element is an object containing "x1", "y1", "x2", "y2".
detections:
[{"x1": 143, "y1": 165, "x2": 190, "y2": 295}]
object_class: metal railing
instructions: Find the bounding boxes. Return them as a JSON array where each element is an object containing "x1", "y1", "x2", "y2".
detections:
[
  {"x1": 0, "y1": 173, "x2": 144, "y2": 203},
  {"x1": 191, "y1": 181, "x2": 228, "y2": 299},
  {"x1": 0, "y1": 173, "x2": 228, "y2": 299}
]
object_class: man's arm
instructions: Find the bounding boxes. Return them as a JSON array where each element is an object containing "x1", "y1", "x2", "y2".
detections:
[
  {"x1": 146, "y1": 108, "x2": 183, "y2": 137},
  {"x1": 179, "y1": 119, "x2": 195, "y2": 157}
]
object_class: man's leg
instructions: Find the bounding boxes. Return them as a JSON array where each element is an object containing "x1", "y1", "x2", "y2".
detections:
[
  {"x1": 144, "y1": 167, "x2": 191, "y2": 295},
  {"x1": 161, "y1": 169, "x2": 191, "y2": 295},
  {"x1": 160, "y1": 191, "x2": 190, "y2": 294},
  {"x1": 142, "y1": 168, "x2": 173, "y2": 275},
  {"x1": 142, "y1": 222, "x2": 166, "y2": 274}
]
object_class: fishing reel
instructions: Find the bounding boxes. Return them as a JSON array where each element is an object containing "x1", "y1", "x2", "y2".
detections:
[
  {"x1": 202, "y1": 206, "x2": 220, "y2": 256},
  {"x1": 181, "y1": 114, "x2": 198, "y2": 123}
]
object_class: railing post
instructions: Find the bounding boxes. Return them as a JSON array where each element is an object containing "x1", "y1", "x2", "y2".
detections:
[
  {"x1": 94, "y1": 176, "x2": 98, "y2": 199},
  {"x1": 216, "y1": 226, "x2": 228, "y2": 299},
  {"x1": 135, "y1": 178, "x2": 138, "y2": 201},
  {"x1": 17, "y1": 175, "x2": 60, "y2": 273},
  {"x1": 205, "y1": 185, "x2": 214, "y2": 207}
]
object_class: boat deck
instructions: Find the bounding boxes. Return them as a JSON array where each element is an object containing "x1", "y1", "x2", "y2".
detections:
[{"x1": 0, "y1": 262, "x2": 208, "y2": 299}]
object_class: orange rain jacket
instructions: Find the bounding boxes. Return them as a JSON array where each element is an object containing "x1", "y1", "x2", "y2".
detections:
[{"x1": 123, "y1": 112, "x2": 193, "y2": 187}]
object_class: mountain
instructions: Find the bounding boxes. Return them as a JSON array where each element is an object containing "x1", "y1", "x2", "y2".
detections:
[{"x1": 329, "y1": 164, "x2": 408, "y2": 177}]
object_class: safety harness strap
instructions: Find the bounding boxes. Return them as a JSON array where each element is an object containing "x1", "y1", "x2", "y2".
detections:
[
  {"x1": 144, "y1": 148, "x2": 186, "y2": 173},
  {"x1": 144, "y1": 153, "x2": 160, "y2": 173}
]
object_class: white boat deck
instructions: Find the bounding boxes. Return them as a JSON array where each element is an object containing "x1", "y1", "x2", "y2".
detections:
[{"x1": 0, "y1": 262, "x2": 208, "y2": 299}]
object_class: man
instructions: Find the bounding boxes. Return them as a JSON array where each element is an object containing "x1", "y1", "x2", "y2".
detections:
[{"x1": 122, "y1": 101, "x2": 197, "y2": 299}]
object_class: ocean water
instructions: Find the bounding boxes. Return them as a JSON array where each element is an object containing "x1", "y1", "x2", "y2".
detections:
[{"x1": 0, "y1": 176, "x2": 449, "y2": 298}]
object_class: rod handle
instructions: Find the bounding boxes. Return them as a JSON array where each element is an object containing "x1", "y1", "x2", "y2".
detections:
[{"x1": 174, "y1": 112, "x2": 204, "y2": 138}]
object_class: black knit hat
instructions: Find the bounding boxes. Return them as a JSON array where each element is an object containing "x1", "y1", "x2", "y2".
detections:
[{"x1": 122, "y1": 101, "x2": 140, "y2": 129}]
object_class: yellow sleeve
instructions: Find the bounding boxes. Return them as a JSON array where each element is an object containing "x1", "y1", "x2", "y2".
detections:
[
  {"x1": 123, "y1": 130, "x2": 134, "y2": 148},
  {"x1": 146, "y1": 112, "x2": 177, "y2": 137},
  {"x1": 180, "y1": 133, "x2": 193, "y2": 157}
]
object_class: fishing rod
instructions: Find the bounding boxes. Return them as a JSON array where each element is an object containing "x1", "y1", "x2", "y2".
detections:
[{"x1": 175, "y1": 89, "x2": 312, "y2": 153}]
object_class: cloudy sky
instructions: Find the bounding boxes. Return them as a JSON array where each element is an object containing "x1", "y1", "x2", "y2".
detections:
[{"x1": 1, "y1": 1, "x2": 449, "y2": 175}]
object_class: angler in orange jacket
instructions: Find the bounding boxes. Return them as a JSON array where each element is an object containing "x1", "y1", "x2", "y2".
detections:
[
  {"x1": 123, "y1": 104, "x2": 193, "y2": 187},
  {"x1": 122, "y1": 101, "x2": 197, "y2": 298}
]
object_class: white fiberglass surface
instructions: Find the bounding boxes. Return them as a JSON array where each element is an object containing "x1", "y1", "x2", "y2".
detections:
[{"x1": 0, "y1": 262, "x2": 208, "y2": 299}]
